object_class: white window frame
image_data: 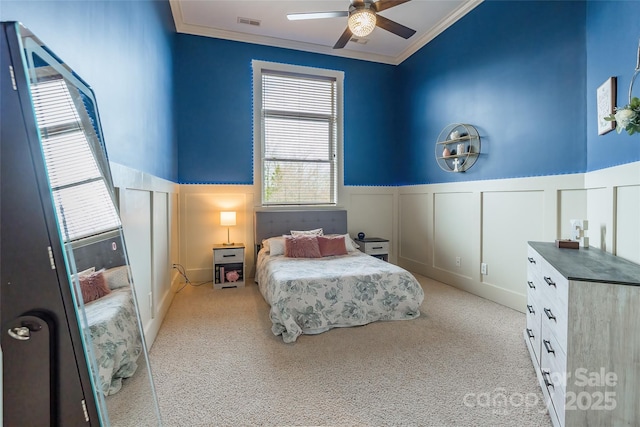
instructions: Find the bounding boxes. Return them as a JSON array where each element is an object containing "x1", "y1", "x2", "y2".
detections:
[{"x1": 252, "y1": 60, "x2": 344, "y2": 206}]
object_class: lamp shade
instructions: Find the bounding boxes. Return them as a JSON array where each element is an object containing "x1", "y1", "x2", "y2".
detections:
[{"x1": 220, "y1": 211, "x2": 236, "y2": 227}]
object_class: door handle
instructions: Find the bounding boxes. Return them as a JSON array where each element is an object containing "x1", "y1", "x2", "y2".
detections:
[
  {"x1": 8, "y1": 326, "x2": 31, "y2": 340},
  {"x1": 7, "y1": 319, "x2": 42, "y2": 341}
]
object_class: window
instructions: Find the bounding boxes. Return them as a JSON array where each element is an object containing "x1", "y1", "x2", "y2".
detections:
[
  {"x1": 31, "y1": 77, "x2": 121, "y2": 241},
  {"x1": 253, "y1": 61, "x2": 343, "y2": 205}
]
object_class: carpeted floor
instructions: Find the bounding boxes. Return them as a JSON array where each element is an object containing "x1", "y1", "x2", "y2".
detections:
[{"x1": 116, "y1": 273, "x2": 552, "y2": 427}]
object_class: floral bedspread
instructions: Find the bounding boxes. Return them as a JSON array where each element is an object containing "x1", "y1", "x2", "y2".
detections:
[
  {"x1": 256, "y1": 249, "x2": 424, "y2": 343},
  {"x1": 83, "y1": 288, "x2": 142, "y2": 395}
]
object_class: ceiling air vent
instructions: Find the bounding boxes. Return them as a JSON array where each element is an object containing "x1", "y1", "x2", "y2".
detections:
[
  {"x1": 350, "y1": 37, "x2": 368, "y2": 45},
  {"x1": 237, "y1": 17, "x2": 261, "y2": 27}
]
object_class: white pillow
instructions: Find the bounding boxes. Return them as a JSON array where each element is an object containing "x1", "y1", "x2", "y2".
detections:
[
  {"x1": 290, "y1": 228, "x2": 323, "y2": 236},
  {"x1": 263, "y1": 236, "x2": 286, "y2": 256},
  {"x1": 103, "y1": 265, "x2": 131, "y2": 290},
  {"x1": 344, "y1": 234, "x2": 360, "y2": 252}
]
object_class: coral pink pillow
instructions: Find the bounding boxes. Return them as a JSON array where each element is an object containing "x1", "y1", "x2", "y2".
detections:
[
  {"x1": 284, "y1": 235, "x2": 322, "y2": 258},
  {"x1": 79, "y1": 270, "x2": 111, "y2": 304},
  {"x1": 317, "y1": 235, "x2": 348, "y2": 257}
]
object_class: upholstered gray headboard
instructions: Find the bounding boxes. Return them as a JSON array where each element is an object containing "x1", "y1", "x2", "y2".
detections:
[{"x1": 254, "y1": 209, "x2": 348, "y2": 254}]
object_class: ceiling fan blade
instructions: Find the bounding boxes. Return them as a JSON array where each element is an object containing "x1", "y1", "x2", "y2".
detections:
[
  {"x1": 373, "y1": 0, "x2": 411, "y2": 13},
  {"x1": 333, "y1": 27, "x2": 353, "y2": 49},
  {"x1": 375, "y1": 14, "x2": 416, "y2": 39},
  {"x1": 287, "y1": 11, "x2": 348, "y2": 20}
]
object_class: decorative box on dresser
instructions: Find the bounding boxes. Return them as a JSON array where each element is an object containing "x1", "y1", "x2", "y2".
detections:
[{"x1": 525, "y1": 242, "x2": 640, "y2": 427}]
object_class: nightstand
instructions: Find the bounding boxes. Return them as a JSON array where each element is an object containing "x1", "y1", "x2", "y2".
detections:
[
  {"x1": 354, "y1": 237, "x2": 389, "y2": 261},
  {"x1": 212, "y1": 244, "x2": 245, "y2": 289}
]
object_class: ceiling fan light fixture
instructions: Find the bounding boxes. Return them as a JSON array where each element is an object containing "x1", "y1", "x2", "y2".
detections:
[{"x1": 348, "y1": 8, "x2": 376, "y2": 37}]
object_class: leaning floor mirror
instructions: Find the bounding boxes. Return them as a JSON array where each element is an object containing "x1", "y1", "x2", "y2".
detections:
[{"x1": 1, "y1": 22, "x2": 161, "y2": 425}]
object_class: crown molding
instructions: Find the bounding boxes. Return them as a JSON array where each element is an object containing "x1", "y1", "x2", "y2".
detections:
[{"x1": 169, "y1": 0, "x2": 483, "y2": 66}]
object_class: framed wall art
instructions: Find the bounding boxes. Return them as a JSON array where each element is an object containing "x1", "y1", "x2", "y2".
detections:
[{"x1": 597, "y1": 76, "x2": 616, "y2": 135}]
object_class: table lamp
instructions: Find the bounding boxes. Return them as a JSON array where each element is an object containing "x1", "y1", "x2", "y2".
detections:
[{"x1": 220, "y1": 211, "x2": 236, "y2": 246}]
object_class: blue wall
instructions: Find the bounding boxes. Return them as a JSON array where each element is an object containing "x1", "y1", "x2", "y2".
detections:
[
  {"x1": 585, "y1": 0, "x2": 640, "y2": 171},
  {"x1": 3, "y1": 1, "x2": 637, "y2": 186},
  {"x1": 398, "y1": 1, "x2": 588, "y2": 184},
  {"x1": 174, "y1": 35, "x2": 399, "y2": 185},
  {"x1": 0, "y1": 0, "x2": 177, "y2": 182}
]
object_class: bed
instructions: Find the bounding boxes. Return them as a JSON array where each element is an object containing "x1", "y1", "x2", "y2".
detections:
[
  {"x1": 255, "y1": 210, "x2": 425, "y2": 343},
  {"x1": 75, "y1": 264, "x2": 142, "y2": 396}
]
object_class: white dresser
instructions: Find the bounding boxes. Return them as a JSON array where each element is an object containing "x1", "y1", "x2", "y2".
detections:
[{"x1": 525, "y1": 242, "x2": 640, "y2": 427}]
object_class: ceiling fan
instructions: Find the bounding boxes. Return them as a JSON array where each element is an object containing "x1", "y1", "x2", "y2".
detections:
[{"x1": 287, "y1": 0, "x2": 417, "y2": 49}]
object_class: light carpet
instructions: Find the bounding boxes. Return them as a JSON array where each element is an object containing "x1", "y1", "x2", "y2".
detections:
[{"x1": 141, "y1": 274, "x2": 552, "y2": 426}]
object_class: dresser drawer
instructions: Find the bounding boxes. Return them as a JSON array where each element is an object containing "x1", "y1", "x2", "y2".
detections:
[
  {"x1": 545, "y1": 370, "x2": 566, "y2": 427},
  {"x1": 540, "y1": 328, "x2": 567, "y2": 392},
  {"x1": 527, "y1": 246, "x2": 544, "y2": 277},
  {"x1": 537, "y1": 260, "x2": 569, "y2": 311},
  {"x1": 539, "y1": 301, "x2": 567, "y2": 352},
  {"x1": 525, "y1": 296, "x2": 541, "y2": 364},
  {"x1": 361, "y1": 241, "x2": 389, "y2": 255},
  {"x1": 214, "y1": 247, "x2": 244, "y2": 263}
]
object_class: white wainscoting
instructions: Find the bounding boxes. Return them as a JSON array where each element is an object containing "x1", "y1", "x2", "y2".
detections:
[
  {"x1": 178, "y1": 186, "x2": 255, "y2": 282},
  {"x1": 398, "y1": 161, "x2": 639, "y2": 312},
  {"x1": 176, "y1": 161, "x2": 639, "y2": 314},
  {"x1": 176, "y1": 185, "x2": 398, "y2": 277},
  {"x1": 110, "y1": 163, "x2": 179, "y2": 348}
]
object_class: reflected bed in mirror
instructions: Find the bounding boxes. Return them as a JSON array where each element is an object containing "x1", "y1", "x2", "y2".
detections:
[{"x1": 1, "y1": 22, "x2": 162, "y2": 425}]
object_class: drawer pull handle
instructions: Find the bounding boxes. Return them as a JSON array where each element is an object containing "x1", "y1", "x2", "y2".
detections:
[
  {"x1": 372, "y1": 246, "x2": 383, "y2": 249},
  {"x1": 526, "y1": 328, "x2": 535, "y2": 339},
  {"x1": 223, "y1": 254, "x2": 236, "y2": 258},
  {"x1": 544, "y1": 308, "x2": 556, "y2": 321},
  {"x1": 527, "y1": 281, "x2": 535, "y2": 289},
  {"x1": 544, "y1": 276, "x2": 556, "y2": 287},
  {"x1": 527, "y1": 257, "x2": 536, "y2": 264},
  {"x1": 526, "y1": 305, "x2": 535, "y2": 314},
  {"x1": 543, "y1": 339, "x2": 555, "y2": 355},
  {"x1": 542, "y1": 370, "x2": 554, "y2": 389}
]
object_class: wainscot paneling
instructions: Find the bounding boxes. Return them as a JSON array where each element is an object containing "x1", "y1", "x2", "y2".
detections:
[
  {"x1": 481, "y1": 190, "x2": 545, "y2": 308},
  {"x1": 347, "y1": 193, "x2": 395, "y2": 261},
  {"x1": 433, "y1": 192, "x2": 476, "y2": 278},
  {"x1": 177, "y1": 185, "x2": 397, "y2": 278},
  {"x1": 584, "y1": 161, "x2": 640, "y2": 263},
  {"x1": 616, "y1": 185, "x2": 640, "y2": 264},
  {"x1": 558, "y1": 189, "x2": 587, "y2": 239},
  {"x1": 111, "y1": 162, "x2": 179, "y2": 348},
  {"x1": 179, "y1": 186, "x2": 254, "y2": 282},
  {"x1": 122, "y1": 189, "x2": 153, "y2": 328},
  {"x1": 175, "y1": 161, "x2": 638, "y2": 315},
  {"x1": 398, "y1": 173, "x2": 585, "y2": 312},
  {"x1": 398, "y1": 161, "x2": 639, "y2": 312},
  {"x1": 399, "y1": 192, "x2": 430, "y2": 263},
  {"x1": 586, "y1": 187, "x2": 612, "y2": 252}
]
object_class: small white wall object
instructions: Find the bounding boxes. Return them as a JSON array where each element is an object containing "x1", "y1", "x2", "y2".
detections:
[{"x1": 570, "y1": 219, "x2": 589, "y2": 247}]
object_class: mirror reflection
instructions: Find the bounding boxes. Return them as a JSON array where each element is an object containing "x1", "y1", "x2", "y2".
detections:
[{"x1": 19, "y1": 24, "x2": 161, "y2": 426}]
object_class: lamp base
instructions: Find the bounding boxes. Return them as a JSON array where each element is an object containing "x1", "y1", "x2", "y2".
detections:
[{"x1": 222, "y1": 242, "x2": 235, "y2": 246}]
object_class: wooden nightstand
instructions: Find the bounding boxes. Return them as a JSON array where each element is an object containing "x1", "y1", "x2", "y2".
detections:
[
  {"x1": 354, "y1": 237, "x2": 389, "y2": 261},
  {"x1": 212, "y1": 244, "x2": 245, "y2": 289}
]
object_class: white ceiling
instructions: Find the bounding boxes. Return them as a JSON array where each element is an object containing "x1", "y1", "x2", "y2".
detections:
[{"x1": 169, "y1": 0, "x2": 483, "y2": 65}]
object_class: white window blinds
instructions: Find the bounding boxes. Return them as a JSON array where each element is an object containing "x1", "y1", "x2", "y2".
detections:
[
  {"x1": 260, "y1": 69, "x2": 338, "y2": 205},
  {"x1": 31, "y1": 78, "x2": 121, "y2": 241}
]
